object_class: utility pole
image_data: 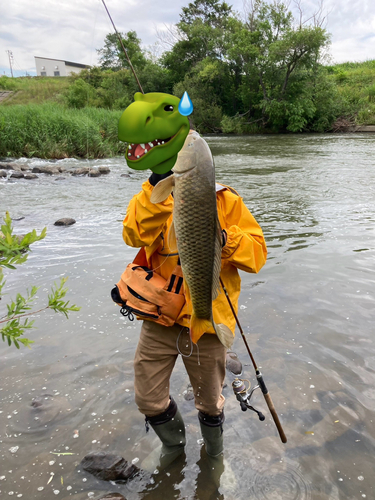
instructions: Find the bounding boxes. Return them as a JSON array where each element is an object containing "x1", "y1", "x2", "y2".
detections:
[{"x1": 6, "y1": 50, "x2": 14, "y2": 77}]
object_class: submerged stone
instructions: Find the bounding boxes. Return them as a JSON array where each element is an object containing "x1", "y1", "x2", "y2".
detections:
[
  {"x1": 81, "y1": 451, "x2": 140, "y2": 482},
  {"x1": 98, "y1": 494, "x2": 127, "y2": 500},
  {"x1": 54, "y1": 218, "x2": 76, "y2": 226},
  {"x1": 226, "y1": 352, "x2": 243, "y2": 375}
]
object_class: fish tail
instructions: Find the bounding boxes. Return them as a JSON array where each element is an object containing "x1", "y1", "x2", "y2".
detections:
[
  {"x1": 190, "y1": 312, "x2": 213, "y2": 344},
  {"x1": 213, "y1": 322, "x2": 234, "y2": 350}
]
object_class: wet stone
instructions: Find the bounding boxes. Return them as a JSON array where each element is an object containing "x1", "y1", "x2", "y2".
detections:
[
  {"x1": 10, "y1": 171, "x2": 24, "y2": 179},
  {"x1": 24, "y1": 173, "x2": 38, "y2": 180},
  {"x1": 98, "y1": 166, "x2": 110, "y2": 174},
  {"x1": 32, "y1": 165, "x2": 60, "y2": 175},
  {"x1": 183, "y1": 384, "x2": 195, "y2": 401},
  {"x1": 54, "y1": 218, "x2": 76, "y2": 226},
  {"x1": 81, "y1": 451, "x2": 140, "y2": 482},
  {"x1": 71, "y1": 167, "x2": 90, "y2": 176},
  {"x1": 0, "y1": 162, "x2": 18, "y2": 170},
  {"x1": 226, "y1": 351, "x2": 243, "y2": 375},
  {"x1": 88, "y1": 168, "x2": 101, "y2": 177},
  {"x1": 0, "y1": 170, "x2": 7, "y2": 177}
]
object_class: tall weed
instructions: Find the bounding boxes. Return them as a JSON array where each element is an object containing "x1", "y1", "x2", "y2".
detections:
[{"x1": 0, "y1": 103, "x2": 126, "y2": 158}]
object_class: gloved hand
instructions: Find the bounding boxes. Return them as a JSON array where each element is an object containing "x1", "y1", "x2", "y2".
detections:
[
  {"x1": 149, "y1": 169, "x2": 173, "y2": 187},
  {"x1": 221, "y1": 229, "x2": 227, "y2": 248}
]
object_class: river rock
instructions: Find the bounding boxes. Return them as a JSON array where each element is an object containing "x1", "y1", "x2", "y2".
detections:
[
  {"x1": 54, "y1": 218, "x2": 76, "y2": 226},
  {"x1": 10, "y1": 171, "x2": 24, "y2": 179},
  {"x1": 0, "y1": 170, "x2": 7, "y2": 177},
  {"x1": 121, "y1": 174, "x2": 130, "y2": 178},
  {"x1": 183, "y1": 384, "x2": 195, "y2": 401},
  {"x1": 226, "y1": 351, "x2": 243, "y2": 375},
  {"x1": 24, "y1": 173, "x2": 38, "y2": 180},
  {"x1": 81, "y1": 451, "x2": 140, "y2": 482},
  {"x1": 88, "y1": 168, "x2": 101, "y2": 177},
  {"x1": 32, "y1": 165, "x2": 60, "y2": 175},
  {"x1": 71, "y1": 167, "x2": 90, "y2": 176},
  {"x1": 98, "y1": 166, "x2": 110, "y2": 174},
  {"x1": 0, "y1": 161, "x2": 19, "y2": 170},
  {"x1": 20, "y1": 165, "x2": 30, "y2": 171}
]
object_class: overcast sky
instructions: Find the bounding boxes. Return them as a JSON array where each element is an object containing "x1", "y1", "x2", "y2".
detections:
[{"x1": 0, "y1": 0, "x2": 374, "y2": 77}]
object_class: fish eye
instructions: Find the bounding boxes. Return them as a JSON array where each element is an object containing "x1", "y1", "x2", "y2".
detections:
[{"x1": 164, "y1": 105, "x2": 174, "y2": 112}]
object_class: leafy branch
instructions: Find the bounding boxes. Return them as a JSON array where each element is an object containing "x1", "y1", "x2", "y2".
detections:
[{"x1": 0, "y1": 212, "x2": 80, "y2": 348}]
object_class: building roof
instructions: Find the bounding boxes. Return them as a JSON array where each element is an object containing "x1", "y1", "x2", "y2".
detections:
[{"x1": 34, "y1": 56, "x2": 90, "y2": 68}]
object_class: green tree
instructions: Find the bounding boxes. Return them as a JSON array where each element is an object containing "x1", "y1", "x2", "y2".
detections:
[
  {"x1": 97, "y1": 31, "x2": 147, "y2": 71},
  {"x1": 1, "y1": 213, "x2": 80, "y2": 348},
  {"x1": 227, "y1": 0, "x2": 331, "y2": 131}
]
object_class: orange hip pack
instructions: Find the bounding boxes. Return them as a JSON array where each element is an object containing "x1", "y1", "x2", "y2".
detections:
[{"x1": 111, "y1": 248, "x2": 185, "y2": 327}]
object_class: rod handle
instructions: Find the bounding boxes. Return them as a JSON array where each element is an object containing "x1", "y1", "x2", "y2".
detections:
[{"x1": 263, "y1": 392, "x2": 287, "y2": 443}]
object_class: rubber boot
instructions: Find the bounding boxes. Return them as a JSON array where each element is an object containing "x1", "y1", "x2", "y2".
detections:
[
  {"x1": 142, "y1": 397, "x2": 186, "y2": 472},
  {"x1": 198, "y1": 410, "x2": 224, "y2": 457}
]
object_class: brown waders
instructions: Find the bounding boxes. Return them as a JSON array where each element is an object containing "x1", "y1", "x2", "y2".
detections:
[{"x1": 134, "y1": 321, "x2": 226, "y2": 464}]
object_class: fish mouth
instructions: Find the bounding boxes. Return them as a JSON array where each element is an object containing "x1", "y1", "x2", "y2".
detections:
[{"x1": 127, "y1": 135, "x2": 175, "y2": 161}]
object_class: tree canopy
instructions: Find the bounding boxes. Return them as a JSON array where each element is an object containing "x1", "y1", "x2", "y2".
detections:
[{"x1": 86, "y1": 0, "x2": 347, "y2": 133}]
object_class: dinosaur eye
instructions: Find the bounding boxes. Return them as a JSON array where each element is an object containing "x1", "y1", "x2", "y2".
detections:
[{"x1": 164, "y1": 105, "x2": 174, "y2": 112}]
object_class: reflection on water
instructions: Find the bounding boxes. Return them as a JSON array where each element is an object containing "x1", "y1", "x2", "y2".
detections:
[{"x1": 1, "y1": 134, "x2": 375, "y2": 499}]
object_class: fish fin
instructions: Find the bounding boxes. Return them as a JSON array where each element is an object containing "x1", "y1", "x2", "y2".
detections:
[
  {"x1": 167, "y1": 220, "x2": 177, "y2": 251},
  {"x1": 212, "y1": 218, "x2": 222, "y2": 301},
  {"x1": 150, "y1": 175, "x2": 175, "y2": 203},
  {"x1": 213, "y1": 322, "x2": 234, "y2": 349},
  {"x1": 190, "y1": 312, "x2": 213, "y2": 344}
]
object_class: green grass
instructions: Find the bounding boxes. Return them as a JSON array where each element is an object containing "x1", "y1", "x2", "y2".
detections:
[
  {"x1": 0, "y1": 103, "x2": 126, "y2": 159},
  {"x1": 0, "y1": 76, "x2": 70, "y2": 105},
  {"x1": 325, "y1": 60, "x2": 375, "y2": 125}
]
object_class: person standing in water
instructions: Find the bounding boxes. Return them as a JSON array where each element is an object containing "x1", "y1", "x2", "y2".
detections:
[{"x1": 118, "y1": 93, "x2": 267, "y2": 469}]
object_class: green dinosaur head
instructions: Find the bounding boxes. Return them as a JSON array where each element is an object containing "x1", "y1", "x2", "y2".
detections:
[{"x1": 118, "y1": 92, "x2": 191, "y2": 174}]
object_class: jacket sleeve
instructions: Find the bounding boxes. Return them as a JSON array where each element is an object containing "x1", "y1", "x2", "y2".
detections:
[
  {"x1": 123, "y1": 180, "x2": 173, "y2": 248},
  {"x1": 218, "y1": 190, "x2": 267, "y2": 273}
]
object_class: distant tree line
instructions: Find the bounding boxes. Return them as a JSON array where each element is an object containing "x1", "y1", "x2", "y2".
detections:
[{"x1": 64, "y1": 0, "x2": 361, "y2": 133}]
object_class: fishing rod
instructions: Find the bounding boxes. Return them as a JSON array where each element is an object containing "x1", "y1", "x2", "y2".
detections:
[
  {"x1": 219, "y1": 277, "x2": 287, "y2": 444},
  {"x1": 100, "y1": 0, "x2": 144, "y2": 94}
]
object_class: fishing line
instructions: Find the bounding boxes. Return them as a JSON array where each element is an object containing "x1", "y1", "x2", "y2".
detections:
[
  {"x1": 87, "y1": 1, "x2": 100, "y2": 158},
  {"x1": 100, "y1": 0, "x2": 144, "y2": 93}
]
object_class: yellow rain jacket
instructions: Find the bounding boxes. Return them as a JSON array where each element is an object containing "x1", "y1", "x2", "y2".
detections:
[{"x1": 123, "y1": 180, "x2": 267, "y2": 340}]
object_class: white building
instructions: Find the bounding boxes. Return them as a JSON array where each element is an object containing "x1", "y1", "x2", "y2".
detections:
[{"x1": 34, "y1": 57, "x2": 90, "y2": 77}]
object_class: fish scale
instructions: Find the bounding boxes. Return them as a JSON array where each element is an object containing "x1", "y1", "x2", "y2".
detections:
[{"x1": 174, "y1": 167, "x2": 218, "y2": 319}]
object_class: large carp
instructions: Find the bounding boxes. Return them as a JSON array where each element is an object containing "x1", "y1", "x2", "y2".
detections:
[{"x1": 150, "y1": 131, "x2": 233, "y2": 349}]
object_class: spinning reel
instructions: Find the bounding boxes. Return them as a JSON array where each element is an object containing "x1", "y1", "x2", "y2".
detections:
[{"x1": 232, "y1": 378, "x2": 265, "y2": 421}]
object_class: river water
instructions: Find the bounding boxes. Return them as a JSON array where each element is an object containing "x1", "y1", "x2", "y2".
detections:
[{"x1": 0, "y1": 133, "x2": 374, "y2": 500}]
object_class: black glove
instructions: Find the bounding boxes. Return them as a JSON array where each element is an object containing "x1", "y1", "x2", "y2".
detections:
[
  {"x1": 148, "y1": 169, "x2": 173, "y2": 187},
  {"x1": 222, "y1": 229, "x2": 227, "y2": 248}
]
